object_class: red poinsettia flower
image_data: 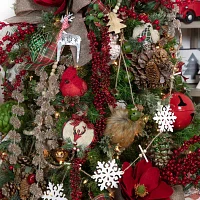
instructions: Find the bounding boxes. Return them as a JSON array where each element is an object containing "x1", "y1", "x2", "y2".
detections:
[{"x1": 120, "y1": 159, "x2": 173, "y2": 200}]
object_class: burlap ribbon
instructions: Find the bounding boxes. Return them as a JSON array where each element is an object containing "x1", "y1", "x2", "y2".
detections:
[
  {"x1": 5, "y1": 0, "x2": 92, "y2": 66},
  {"x1": 5, "y1": 0, "x2": 56, "y2": 24},
  {"x1": 170, "y1": 185, "x2": 185, "y2": 200},
  {"x1": 68, "y1": 0, "x2": 92, "y2": 66},
  {"x1": 33, "y1": 0, "x2": 92, "y2": 66}
]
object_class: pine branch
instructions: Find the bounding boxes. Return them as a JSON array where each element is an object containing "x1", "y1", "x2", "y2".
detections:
[
  {"x1": 124, "y1": 19, "x2": 142, "y2": 39},
  {"x1": 135, "y1": 91, "x2": 161, "y2": 115},
  {"x1": 149, "y1": 8, "x2": 167, "y2": 25},
  {"x1": 0, "y1": 164, "x2": 15, "y2": 187},
  {"x1": 87, "y1": 104, "x2": 100, "y2": 124},
  {"x1": 0, "y1": 140, "x2": 11, "y2": 151}
]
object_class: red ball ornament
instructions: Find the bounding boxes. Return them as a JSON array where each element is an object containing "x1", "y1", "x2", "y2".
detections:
[
  {"x1": 9, "y1": 165, "x2": 14, "y2": 171},
  {"x1": 27, "y1": 174, "x2": 36, "y2": 185},
  {"x1": 168, "y1": 92, "x2": 195, "y2": 130},
  {"x1": 0, "y1": 188, "x2": 4, "y2": 199}
]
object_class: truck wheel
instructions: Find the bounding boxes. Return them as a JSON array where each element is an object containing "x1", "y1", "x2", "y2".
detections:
[{"x1": 185, "y1": 11, "x2": 195, "y2": 24}]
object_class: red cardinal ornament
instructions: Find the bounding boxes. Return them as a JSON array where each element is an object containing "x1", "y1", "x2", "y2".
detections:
[{"x1": 60, "y1": 67, "x2": 87, "y2": 97}]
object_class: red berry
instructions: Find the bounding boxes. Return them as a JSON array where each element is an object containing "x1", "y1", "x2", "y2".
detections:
[
  {"x1": 9, "y1": 165, "x2": 14, "y2": 171},
  {"x1": 27, "y1": 174, "x2": 36, "y2": 185},
  {"x1": 20, "y1": 70, "x2": 26, "y2": 76},
  {"x1": 156, "y1": 26, "x2": 160, "y2": 30},
  {"x1": 153, "y1": 19, "x2": 160, "y2": 25},
  {"x1": 16, "y1": 75, "x2": 21, "y2": 80}
]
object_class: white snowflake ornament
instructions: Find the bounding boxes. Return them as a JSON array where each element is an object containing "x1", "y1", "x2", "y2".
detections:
[
  {"x1": 42, "y1": 182, "x2": 67, "y2": 200},
  {"x1": 153, "y1": 104, "x2": 177, "y2": 132},
  {"x1": 92, "y1": 159, "x2": 124, "y2": 191}
]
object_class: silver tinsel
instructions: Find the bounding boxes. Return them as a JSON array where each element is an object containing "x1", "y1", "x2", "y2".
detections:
[
  {"x1": 35, "y1": 141, "x2": 44, "y2": 152},
  {"x1": 36, "y1": 169, "x2": 44, "y2": 182},
  {"x1": 34, "y1": 114, "x2": 43, "y2": 126},
  {"x1": 46, "y1": 139, "x2": 58, "y2": 150},
  {"x1": 10, "y1": 116, "x2": 21, "y2": 129},
  {"x1": 36, "y1": 96, "x2": 43, "y2": 106},
  {"x1": 46, "y1": 105, "x2": 56, "y2": 116},
  {"x1": 35, "y1": 82, "x2": 47, "y2": 93},
  {"x1": 8, "y1": 143, "x2": 22, "y2": 156},
  {"x1": 32, "y1": 156, "x2": 41, "y2": 166},
  {"x1": 11, "y1": 90, "x2": 24, "y2": 103},
  {"x1": 45, "y1": 115, "x2": 54, "y2": 128},
  {"x1": 9, "y1": 154, "x2": 18, "y2": 164},
  {"x1": 12, "y1": 105, "x2": 25, "y2": 116},
  {"x1": 57, "y1": 64, "x2": 65, "y2": 75},
  {"x1": 7, "y1": 130, "x2": 21, "y2": 143},
  {"x1": 30, "y1": 184, "x2": 43, "y2": 199},
  {"x1": 44, "y1": 129, "x2": 56, "y2": 139}
]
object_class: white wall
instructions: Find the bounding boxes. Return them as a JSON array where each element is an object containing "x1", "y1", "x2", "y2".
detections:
[{"x1": 0, "y1": 0, "x2": 15, "y2": 21}]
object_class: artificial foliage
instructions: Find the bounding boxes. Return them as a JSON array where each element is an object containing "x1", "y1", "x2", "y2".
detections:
[{"x1": 0, "y1": 0, "x2": 199, "y2": 200}]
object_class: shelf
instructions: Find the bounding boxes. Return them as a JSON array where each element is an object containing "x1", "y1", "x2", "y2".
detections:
[
  {"x1": 189, "y1": 88, "x2": 200, "y2": 97},
  {"x1": 181, "y1": 21, "x2": 200, "y2": 29}
]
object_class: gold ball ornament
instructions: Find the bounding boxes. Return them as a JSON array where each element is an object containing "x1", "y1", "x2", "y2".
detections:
[
  {"x1": 54, "y1": 112, "x2": 60, "y2": 119},
  {"x1": 53, "y1": 148, "x2": 68, "y2": 164},
  {"x1": 0, "y1": 152, "x2": 8, "y2": 161},
  {"x1": 43, "y1": 149, "x2": 49, "y2": 158}
]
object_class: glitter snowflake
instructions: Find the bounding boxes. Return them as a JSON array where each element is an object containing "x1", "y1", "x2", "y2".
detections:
[
  {"x1": 153, "y1": 104, "x2": 177, "y2": 132},
  {"x1": 92, "y1": 159, "x2": 124, "y2": 191},
  {"x1": 42, "y1": 182, "x2": 67, "y2": 200}
]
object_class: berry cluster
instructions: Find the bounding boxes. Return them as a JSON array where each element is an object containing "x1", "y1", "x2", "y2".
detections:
[
  {"x1": 88, "y1": 28, "x2": 116, "y2": 116},
  {"x1": 0, "y1": 22, "x2": 34, "y2": 65},
  {"x1": 161, "y1": 135, "x2": 200, "y2": 186},
  {"x1": 70, "y1": 158, "x2": 84, "y2": 200},
  {"x1": 118, "y1": 7, "x2": 160, "y2": 30},
  {"x1": 1, "y1": 70, "x2": 27, "y2": 101}
]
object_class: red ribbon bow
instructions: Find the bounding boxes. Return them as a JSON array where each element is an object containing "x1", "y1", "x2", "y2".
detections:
[{"x1": 33, "y1": 0, "x2": 67, "y2": 14}]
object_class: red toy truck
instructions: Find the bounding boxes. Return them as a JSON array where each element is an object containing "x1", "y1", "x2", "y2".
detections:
[{"x1": 173, "y1": 0, "x2": 200, "y2": 23}]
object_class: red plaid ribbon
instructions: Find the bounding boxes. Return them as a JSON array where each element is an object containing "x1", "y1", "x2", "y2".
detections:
[
  {"x1": 92, "y1": 194, "x2": 110, "y2": 200},
  {"x1": 26, "y1": 41, "x2": 57, "y2": 70},
  {"x1": 91, "y1": 0, "x2": 110, "y2": 14}
]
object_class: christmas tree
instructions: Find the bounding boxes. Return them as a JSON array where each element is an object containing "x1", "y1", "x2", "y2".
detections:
[{"x1": 0, "y1": 0, "x2": 199, "y2": 199}]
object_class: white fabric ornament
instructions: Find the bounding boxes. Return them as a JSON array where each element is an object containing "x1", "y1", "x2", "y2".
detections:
[
  {"x1": 63, "y1": 120, "x2": 95, "y2": 149},
  {"x1": 109, "y1": 34, "x2": 121, "y2": 60},
  {"x1": 132, "y1": 23, "x2": 160, "y2": 44},
  {"x1": 42, "y1": 182, "x2": 67, "y2": 200},
  {"x1": 153, "y1": 104, "x2": 177, "y2": 132},
  {"x1": 92, "y1": 159, "x2": 124, "y2": 191}
]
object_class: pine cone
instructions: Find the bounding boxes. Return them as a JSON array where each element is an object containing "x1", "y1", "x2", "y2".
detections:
[
  {"x1": 153, "y1": 48, "x2": 168, "y2": 64},
  {"x1": 130, "y1": 47, "x2": 173, "y2": 89},
  {"x1": 20, "y1": 178, "x2": 30, "y2": 200},
  {"x1": 2, "y1": 182, "x2": 18, "y2": 198},
  {"x1": 148, "y1": 133, "x2": 174, "y2": 168},
  {"x1": 158, "y1": 61, "x2": 173, "y2": 81},
  {"x1": 145, "y1": 60, "x2": 160, "y2": 87},
  {"x1": 17, "y1": 155, "x2": 32, "y2": 166}
]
